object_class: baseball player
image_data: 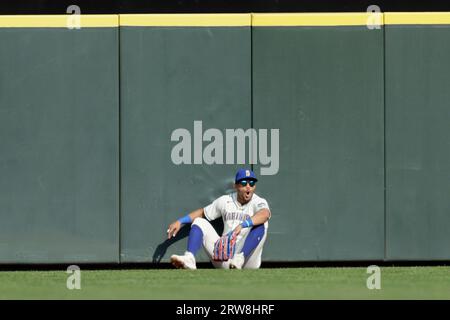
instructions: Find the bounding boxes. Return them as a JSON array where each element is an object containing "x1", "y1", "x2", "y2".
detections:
[{"x1": 166, "y1": 168, "x2": 271, "y2": 269}]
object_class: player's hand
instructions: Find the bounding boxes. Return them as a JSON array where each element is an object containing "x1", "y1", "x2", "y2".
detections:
[
  {"x1": 167, "y1": 221, "x2": 181, "y2": 239},
  {"x1": 233, "y1": 224, "x2": 243, "y2": 236}
]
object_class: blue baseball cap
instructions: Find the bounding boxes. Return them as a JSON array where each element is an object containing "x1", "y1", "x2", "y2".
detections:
[{"x1": 235, "y1": 169, "x2": 258, "y2": 183}]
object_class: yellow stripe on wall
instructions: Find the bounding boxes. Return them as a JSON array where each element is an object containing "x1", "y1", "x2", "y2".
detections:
[
  {"x1": 252, "y1": 13, "x2": 384, "y2": 27},
  {"x1": 2, "y1": 13, "x2": 450, "y2": 28},
  {"x1": 0, "y1": 15, "x2": 118, "y2": 28},
  {"x1": 385, "y1": 12, "x2": 450, "y2": 25},
  {"x1": 119, "y1": 14, "x2": 251, "y2": 27}
]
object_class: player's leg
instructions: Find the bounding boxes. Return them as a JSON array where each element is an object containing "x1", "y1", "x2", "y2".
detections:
[
  {"x1": 170, "y1": 217, "x2": 218, "y2": 269},
  {"x1": 170, "y1": 217, "x2": 220, "y2": 269},
  {"x1": 190, "y1": 217, "x2": 220, "y2": 256},
  {"x1": 229, "y1": 224, "x2": 268, "y2": 269},
  {"x1": 242, "y1": 224, "x2": 267, "y2": 269},
  {"x1": 191, "y1": 218, "x2": 230, "y2": 269}
]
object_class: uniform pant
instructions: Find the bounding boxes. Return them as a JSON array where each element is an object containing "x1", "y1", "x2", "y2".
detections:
[{"x1": 192, "y1": 217, "x2": 268, "y2": 269}]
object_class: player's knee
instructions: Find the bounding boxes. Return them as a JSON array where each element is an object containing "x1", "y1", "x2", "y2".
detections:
[{"x1": 192, "y1": 217, "x2": 210, "y2": 229}]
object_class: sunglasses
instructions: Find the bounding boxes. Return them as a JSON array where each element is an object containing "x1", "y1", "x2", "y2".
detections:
[{"x1": 238, "y1": 180, "x2": 256, "y2": 187}]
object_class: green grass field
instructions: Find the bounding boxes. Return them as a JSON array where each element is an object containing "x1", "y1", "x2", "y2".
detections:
[{"x1": 0, "y1": 266, "x2": 449, "y2": 299}]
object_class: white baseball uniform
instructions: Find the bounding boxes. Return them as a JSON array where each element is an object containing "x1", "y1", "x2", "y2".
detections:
[{"x1": 192, "y1": 192, "x2": 270, "y2": 269}]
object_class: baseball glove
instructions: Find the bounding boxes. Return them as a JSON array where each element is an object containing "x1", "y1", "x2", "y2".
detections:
[{"x1": 213, "y1": 231, "x2": 237, "y2": 261}]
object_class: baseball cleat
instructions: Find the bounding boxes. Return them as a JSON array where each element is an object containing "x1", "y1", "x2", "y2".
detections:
[
  {"x1": 170, "y1": 251, "x2": 197, "y2": 270},
  {"x1": 229, "y1": 252, "x2": 245, "y2": 270}
]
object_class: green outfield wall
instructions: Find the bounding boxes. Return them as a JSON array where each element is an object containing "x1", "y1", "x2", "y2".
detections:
[
  {"x1": 119, "y1": 14, "x2": 251, "y2": 262},
  {"x1": 385, "y1": 13, "x2": 450, "y2": 260},
  {"x1": 0, "y1": 13, "x2": 449, "y2": 263},
  {"x1": 0, "y1": 16, "x2": 120, "y2": 263},
  {"x1": 252, "y1": 14, "x2": 385, "y2": 261}
]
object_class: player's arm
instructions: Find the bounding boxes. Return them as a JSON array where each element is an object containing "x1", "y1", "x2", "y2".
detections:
[
  {"x1": 251, "y1": 208, "x2": 271, "y2": 225},
  {"x1": 233, "y1": 208, "x2": 270, "y2": 236},
  {"x1": 167, "y1": 208, "x2": 205, "y2": 239}
]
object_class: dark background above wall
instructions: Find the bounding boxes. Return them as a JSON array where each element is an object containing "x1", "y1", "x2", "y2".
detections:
[{"x1": 1, "y1": 0, "x2": 450, "y2": 14}]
